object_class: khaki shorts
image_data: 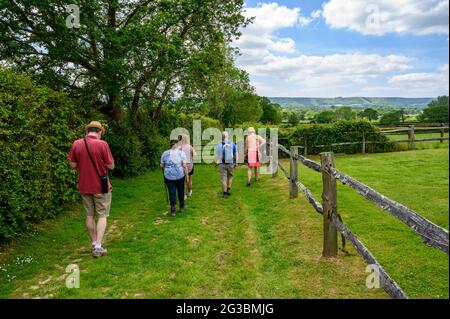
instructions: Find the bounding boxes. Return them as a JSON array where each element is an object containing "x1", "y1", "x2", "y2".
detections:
[
  {"x1": 219, "y1": 164, "x2": 234, "y2": 182},
  {"x1": 81, "y1": 192, "x2": 112, "y2": 217}
]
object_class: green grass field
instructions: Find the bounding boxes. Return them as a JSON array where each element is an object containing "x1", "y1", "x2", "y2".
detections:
[{"x1": 0, "y1": 148, "x2": 448, "y2": 299}]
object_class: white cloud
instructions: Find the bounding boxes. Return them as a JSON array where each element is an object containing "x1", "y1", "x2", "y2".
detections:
[
  {"x1": 238, "y1": 52, "x2": 415, "y2": 96},
  {"x1": 387, "y1": 64, "x2": 449, "y2": 96},
  {"x1": 243, "y1": 2, "x2": 300, "y2": 34},
  {"x1": 311, "y1": 9, "x2": 323, "y2": 19},
  {"x1": 235, "y1": 3, "x2": 299, "y2": 54},
  {"x1": 322, "y1": 0, "x2": 449, "y2": 36},
  {"x1": 299, "y1": 9, "x2": 323, "y2": 27},
  {"x1": 245, "y1": 53, "x2": 413, "y2": 78},
  {"x1": 235, "y1": 3, "x2": 321, "y2": 54},
  {"x1": 234, "y1": 2, "x2": 448, "y2": 97}
]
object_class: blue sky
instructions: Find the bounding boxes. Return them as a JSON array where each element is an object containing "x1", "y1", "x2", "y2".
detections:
[{"x1": 233, "y1": 0, "x2": 449, "y2": 97}]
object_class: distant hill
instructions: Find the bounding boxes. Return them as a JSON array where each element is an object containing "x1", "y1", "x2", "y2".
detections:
[{"x1": 269, "y1": 97, "x2": 433, "y2": 109}]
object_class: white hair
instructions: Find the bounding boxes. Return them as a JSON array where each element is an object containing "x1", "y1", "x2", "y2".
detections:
[{"x1": 222, "y1": 131, "x2": 229, "y2": 141}]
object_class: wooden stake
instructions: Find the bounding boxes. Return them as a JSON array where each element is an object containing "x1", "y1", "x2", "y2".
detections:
[
  {"x1": 408, "y1": 125, "x2": 415, "y2": 150},
  {"x1": 320, "y1": 152, "x2": 338, "y2": 257},
  {"x1": 362, "y1": 131, "x2": 366, "y2": 154},
  {"x1": 271, "y1": 140, "x2": 278, "y2": 177},
  {"x1": 304, "y1": 138, "x2": 308, "y2": 156},
  {"x1": 290, "y1": 146, "x2": 299, "y2": 198}
]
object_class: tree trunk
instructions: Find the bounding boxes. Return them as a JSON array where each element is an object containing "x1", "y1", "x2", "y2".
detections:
[{"x1": 101, "y1": 94, "x2": 123, "y2": 121}]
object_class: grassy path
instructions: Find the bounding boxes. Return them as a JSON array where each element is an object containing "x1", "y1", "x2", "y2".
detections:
[{"x1": 0, "y1": 148, "x2": 448, "y2": 298}]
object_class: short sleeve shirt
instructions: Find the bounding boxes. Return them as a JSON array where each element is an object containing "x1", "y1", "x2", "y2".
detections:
[
  {"x1": 160, "y1": 149, "x2": 187, "y2": 180},
  {"x1": 68, "y1": 135, "x2": 114, "y2": 194}
]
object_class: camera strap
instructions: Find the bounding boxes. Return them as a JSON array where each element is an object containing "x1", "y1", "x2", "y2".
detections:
[{"x1": 83, "y1": 138, "x2": 103, "y2": 179}]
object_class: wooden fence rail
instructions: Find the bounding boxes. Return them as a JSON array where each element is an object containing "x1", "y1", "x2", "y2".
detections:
[
  {"x1": 328, "y1": 167, "x2": 449, "y2": 254},
  {"x1": 331, "y1": 214, "x2": 408, "y2": 299},
  {"x1": 272, "y1": 142, "x2": 449, "y2": 298},
  {"x1": 289, "y1": 138, "x2": 450, "y2": 150},
  {"x1": 288, "y1": 125, "x2": 449, "y2": 154},
  {"x1": 382, "y1": 126, "x2": 449, "y2": 133},
  {"x1": 278, "y1": 144, "x2": 321, "y2": 172}
]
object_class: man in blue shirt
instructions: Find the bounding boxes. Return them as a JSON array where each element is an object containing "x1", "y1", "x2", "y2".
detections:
[
  {"x1": 160, "y1": 139, "x2": 189, "y2": 216},
  {"x1": 215, "y1": 131, "x2": 238, "y2": 198}
]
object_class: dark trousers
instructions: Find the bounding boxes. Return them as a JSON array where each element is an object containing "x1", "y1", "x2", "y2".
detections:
[{"x1": 165, "y1": 176, "x2": 185, "y2": 209}]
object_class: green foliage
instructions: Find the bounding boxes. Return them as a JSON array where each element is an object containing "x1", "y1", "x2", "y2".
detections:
[
  {"x1": 313, "y1": 110, "x2": 336, "y2": 123},
  {"x1": 104, "y1": 108, "x2": 224, "y2": 177},
  {"x1": 0, "y1": 0, "x2": 248, "y2": 121},
  {"x1": 417, "y1": 96, "x2": 449, "y2": 123},
  {"x1": 104, "y1": 112, "x2": 166, "y2": 177},
  {"x1": 259, "y1": 97, "x2": 282, "y2": 124},
  {"x1": 287, "y1": 112, "x2": 300, "y2": 126},
  {"x1": 178, "y1": 113, "x2": 223, "y2": 132},
  {"x1": 312, "y1": 107, "x2": 357, "y2": 124},
  {"x1": 379, "y1": 111, "x2": 403, "y2": 125},
  {"x1": 289, "y1": 120, "x2": 393, "y2": 154},
  {"x1": 335, "y1": 106, "x2": 356, "y2": 121},
  {"x1": 359, "y1": 108, "x2": 379, "y2": 121},
  {"x1": 428, "y1": 96, "x2": 449, "y2": 108},
  {"x1": 221, "y1": 91, "x2": 262, "y2": 126},
  {"x1": 0, "y1": 68, "x2": 85, "y2": 241},
  {"x1": 104, "y1": 121, "x2": 149, "y2": 177}
]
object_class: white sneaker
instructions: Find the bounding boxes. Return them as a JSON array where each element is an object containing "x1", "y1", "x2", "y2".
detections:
[
  {"x1": 184, "y1": 194, "x2": 188, "y2": 200},
  {"x1": 188, "y1": 190, "x2": 193, "y2": 197},
  {"x1": 92, "y1": 247, "x2": 107, "y2": 258}
]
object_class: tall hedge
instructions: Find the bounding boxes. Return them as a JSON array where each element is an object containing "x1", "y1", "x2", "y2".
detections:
[
  {"x1": 0, "y1": 68, "x2": 84, "y2": 241},
  {"x1": 289, "y1": 120, "x2": 394, "y2": 154},
  {"x1": 104, "y1": 116, "x2": 165, "y2": 177}
]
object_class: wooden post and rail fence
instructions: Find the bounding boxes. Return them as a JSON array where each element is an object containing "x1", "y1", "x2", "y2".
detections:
[
  {"x1": 270, "y1": 143, "x2": 449, "y2": 299},
  {"x1": 286, "y1": 125, "x2": 449, "y2": 154}
]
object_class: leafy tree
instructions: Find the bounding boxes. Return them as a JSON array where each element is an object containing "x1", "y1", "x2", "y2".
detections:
[
  {"x1": 335, "y1": 106, "x2": 356, "y2": 121},
  {"x1": 0, "y1": 0, "x2": 248, "y2": 121},
  {"x1": 298, "y1": 111, "x2": 306, "y2": 121},
  {"x1": 428, "y1": 96, "x2": 449, "y2": 108},
  {"x1": 259, "y1": 97, "x2": 281, "y2": 124},
  {"x1": 379, "y1": 111, "x2": 402, "y2": 125},
  {"x1": 313, "y1": 110, "x2": 336, "y2": 124},
  {"x1": 173, "y1": 44, "x2": 256, "y2": 126},
  {"x1": 221, "y1": 91, "x2": 261, "y2": 126},
  {"x1": 399, "y1": 108, "x2": 407, "y2": 123},
  {"x1": 359, "y1": 108, "x2": 379, "y2": 121},
  {"x1": 417, "y1": 96, "x2": 449, "y2": 123},
  {"x1": 288, "y1": 112, "x2": 300, "y2": 126}
]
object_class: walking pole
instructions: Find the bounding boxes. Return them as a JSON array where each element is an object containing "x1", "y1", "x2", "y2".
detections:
[{"x1": 162, "y1": 169, "x2": 169, "y2": 204}]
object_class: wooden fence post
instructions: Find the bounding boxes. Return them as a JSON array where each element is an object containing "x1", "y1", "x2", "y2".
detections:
[
  {"x1": 320, "y1": 152, "x2": 338, "y2": 257},
  {"x1": 289, "y1": 146, "x2": 299, "y2": 198},
  {"x1": 304, "y1": 138, "x2": 308, "y2": 157},
  {"x1": 362, "y1": 131, "x2": 366, "y2": 154},
  {"x1": 440, "y1": 123, "x2": 444, "y2": 143},
  {"x1": 271, "y1": 140, "x2": 278, "y2": 178},
  {"x1": 408, "y1": 125, "x2": 415, "y2": 150}
]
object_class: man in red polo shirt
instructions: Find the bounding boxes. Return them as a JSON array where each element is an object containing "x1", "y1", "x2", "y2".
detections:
[{"x1": 68, "y1": 121, "x2": 115, "y2": 258}]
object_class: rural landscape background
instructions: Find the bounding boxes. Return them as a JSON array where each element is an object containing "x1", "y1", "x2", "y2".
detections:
[{"x1": 0, "y1": 0, "x2": 448, "y2": 299}]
